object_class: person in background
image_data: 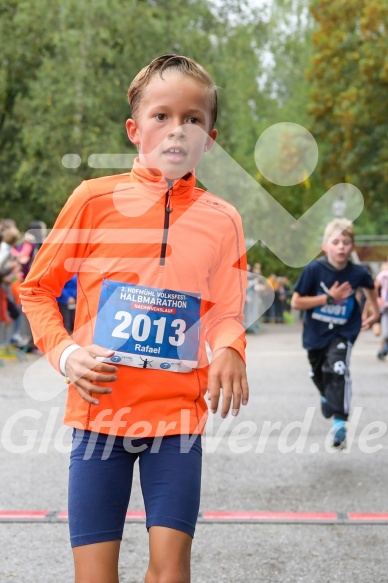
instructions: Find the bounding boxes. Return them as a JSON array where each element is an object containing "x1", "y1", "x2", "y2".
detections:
[
  {"x1": 0, "y1": 225, "x2": 21, "y2": 271},
  {"x1": 57, "y1": 275, "x2": 77, "y2": 335},
  {"x1": 277, "y1": 276, "x2": 291, "y2": 323},
  {"x1": 15, "y1": 220, "x2": 47, "y2": 279},
  {"x1": 262, "y1": 273, "x2": 279, "y2": 323},
  {"x1": 8, "y1": 262, "x2": 30, "y2": 348},
  {"x1": 291, "y1": 218, "x2": 379, "y2": 449},
  {"x1": 0, "y1": 267, "x2": 14, "y2": 330},
  {"x1": 375, "y1": 262, "x2": 388, "y2": 360},
  {"x1": 244, "y1": 264, "x2": 261, "y2": 333}
]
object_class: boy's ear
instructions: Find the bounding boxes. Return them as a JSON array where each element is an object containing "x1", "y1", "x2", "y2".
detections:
[
  {"x1": 204, "y1": 128, "x2": 218, "y2": 152},
  {"x1": 126, "y1": 118, "x2": 140, "y2": 145}
]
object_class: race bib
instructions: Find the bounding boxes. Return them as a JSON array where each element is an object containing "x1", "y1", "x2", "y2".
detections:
[
  {"x1": 93, "y1": 280, "x2": 201, "y2": 373},
  {"x1": 312, "y1": 294, "x2": 355, "y2": 326}
]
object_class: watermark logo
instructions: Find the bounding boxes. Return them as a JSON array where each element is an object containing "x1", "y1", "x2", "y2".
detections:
[
  {"x1": 1, "y1": 406, "x2": 386, "y2": 456},
  {"x1": 60, "y1": 122, "x2": 363, "y2": 267}
]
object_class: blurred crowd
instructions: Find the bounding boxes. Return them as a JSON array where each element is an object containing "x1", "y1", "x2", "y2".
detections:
[
  {"x1": 244, "y1": 263, "x2": 293, "y2": 333},
  {"x1": 0, "y1": 217, "x2": 78, "y2": 352},
  {"x1": 0, "y1": 218, "x2": 49, "y2": 349}
]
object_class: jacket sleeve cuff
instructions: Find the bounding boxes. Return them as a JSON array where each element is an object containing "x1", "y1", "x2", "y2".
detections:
[{"x1": 210, "y1": 332, "x2": 246, "y2": 363}]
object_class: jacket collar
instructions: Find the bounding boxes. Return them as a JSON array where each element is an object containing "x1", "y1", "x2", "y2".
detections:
[{"x1": 127, "y1": 158, "x2": 197, "y2": 205}]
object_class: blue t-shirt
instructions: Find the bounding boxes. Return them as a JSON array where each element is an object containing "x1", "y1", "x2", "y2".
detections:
[{"x1": 294, "y1": 257, "x2": 374, "y2": 350}]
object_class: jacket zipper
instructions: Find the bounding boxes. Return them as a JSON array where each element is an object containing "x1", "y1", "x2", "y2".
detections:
[{"x1": 160, "y1": 182, "x2": 173, "y2": 266}]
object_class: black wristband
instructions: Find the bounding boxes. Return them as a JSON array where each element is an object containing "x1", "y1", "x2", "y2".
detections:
[{"x1": 325, "y1": 293, "x2": 335, "y2": 305}]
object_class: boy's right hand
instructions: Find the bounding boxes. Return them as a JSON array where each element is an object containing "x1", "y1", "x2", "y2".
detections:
[
  {"x1": 329, "y1": 281, "x2": 353, "y2": 302},
  {"x1": 65, "y1": 344, "x2": 118, "y2": 405}
]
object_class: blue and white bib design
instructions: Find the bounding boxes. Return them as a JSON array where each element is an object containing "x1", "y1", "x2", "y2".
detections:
[
  {"x1": 312, "y1": 294, "x2": 355, "y2": 326},
  {"x1": 94, "y1": 280, "x2": 201, "y2": 373}
]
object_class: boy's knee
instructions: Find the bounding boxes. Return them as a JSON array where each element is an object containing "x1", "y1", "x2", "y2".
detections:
[
  {"x1": 159, "y1": 576, "x2": 188, "y2": 583},
  {"x1": 146, "y1": 567, "x2": 189, "y2": 583},
  {"x1": 332, "y1": 359, "x2": 347, "y2": 376}
]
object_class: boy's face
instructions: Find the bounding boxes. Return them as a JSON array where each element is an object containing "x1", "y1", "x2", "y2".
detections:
[
  {"x1": 323, "y1": 230, "x2": 354, "y2": 269},
  {"x1": 126, "y1": 70, "x2": 217, "y2": 180}
]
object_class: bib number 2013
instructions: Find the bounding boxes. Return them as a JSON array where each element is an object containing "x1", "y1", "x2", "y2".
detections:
[{"x1": 112, "y1": 311, "x2": 186, "y2": 347}]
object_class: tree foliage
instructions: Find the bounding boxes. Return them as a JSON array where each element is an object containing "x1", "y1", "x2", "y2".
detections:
[
  {"x1": 308, "y1": 0, "x2": 388, "y2": 230},
  {"x1": 0, "y1": 0, "x2": 270, "y2": 227},
  {"x1": 245, "y1": 0, "x2": 325, "y2": 227},
  {"x1": 1, "y1": 0, "x2": 385, "y2": 280}
]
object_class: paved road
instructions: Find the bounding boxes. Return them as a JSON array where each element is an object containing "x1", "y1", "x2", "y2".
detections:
[{"x1": 1, "y1": 324, "x2": 387, "y2": 582}]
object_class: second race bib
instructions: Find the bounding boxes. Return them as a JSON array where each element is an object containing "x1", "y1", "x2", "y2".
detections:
[{"x1": 312, "y1": 294, "x2": 355, "y2": 326}]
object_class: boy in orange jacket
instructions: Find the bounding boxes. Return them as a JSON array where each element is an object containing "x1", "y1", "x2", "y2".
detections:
[{"x1": 21, "y1": 55, "x2": 248, "y2": 583}]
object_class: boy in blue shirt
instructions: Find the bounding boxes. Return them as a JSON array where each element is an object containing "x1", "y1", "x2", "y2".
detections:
[{"x1": 291, "y1": 219, "x2": 379, "y2": 448}]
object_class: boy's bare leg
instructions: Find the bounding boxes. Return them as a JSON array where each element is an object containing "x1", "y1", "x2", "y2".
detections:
[
  {"x1": 73, "y1": 540, "x2": 120, "y2": 583},
  {"x1": 145, "y1": 526, "x2": 192, "y2": 583}
]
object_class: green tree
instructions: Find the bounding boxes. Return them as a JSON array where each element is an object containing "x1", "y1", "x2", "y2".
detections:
[
  {"x1": 0, "y1": 0, "x2": 271, "y2": 227},
  {"x1": 308, "y1": 0, "x2": 388, "y2": 231},
  {"x1": 13, "y1": 0, "x2": 223, "y2": 224},
  {"x1": 0, "y1": 0, "x2": 57, "y2": 220}
]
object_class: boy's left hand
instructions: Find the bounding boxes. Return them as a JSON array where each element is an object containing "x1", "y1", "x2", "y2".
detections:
[
  {"x1": 361, "y1": 288, "x2": 381, "y2": 331},
  {"x1": 207, "y1": 347, "x2": 249, "y2": 418},
  {"x1": 361, "y1": 310, "x2": 380, "y2": 331}
]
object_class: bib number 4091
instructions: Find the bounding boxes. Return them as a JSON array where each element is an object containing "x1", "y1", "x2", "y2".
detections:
[{"x1": 112, "y1": 311, "x2": 186, "y2": 346}]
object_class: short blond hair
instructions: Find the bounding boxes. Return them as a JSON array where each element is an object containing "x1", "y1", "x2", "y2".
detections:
[
  {"x1": 323, "y1": 218, "x2": 354, "y2": 245},
  {"x1": 128, "y1": 54, "x2": 218, "y2": 130}
]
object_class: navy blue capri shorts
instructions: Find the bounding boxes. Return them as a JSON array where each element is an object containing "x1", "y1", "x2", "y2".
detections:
[{"x1": 68, "y1": 429, "x2": 202, "y2": 548}]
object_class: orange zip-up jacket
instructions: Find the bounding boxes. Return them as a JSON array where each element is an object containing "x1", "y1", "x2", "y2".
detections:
[{"x1": 20, "y1": 160, "x2": 247, "y2": 437}]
